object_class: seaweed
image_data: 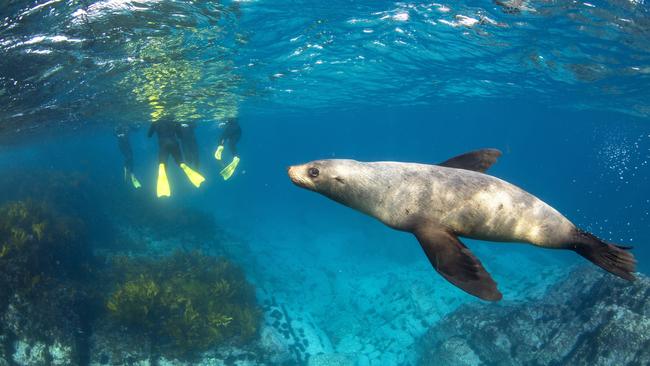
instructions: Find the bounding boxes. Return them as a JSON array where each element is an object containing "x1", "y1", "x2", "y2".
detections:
[
  {"x1": 0, "y1": 169, "x2": 219, "y2": 253},
  {"x1": 0, "y1": 170, "x2": 116, "y2": 247},
  {"x1": 106, "y1": 251, "x2": 261, "y2": 360},
  {"x1": 0, "y1": 199, "x2": 102, "y2": 361},
  {"x1": 0, "y1": 200, "x2": 91, "y2": 301}
]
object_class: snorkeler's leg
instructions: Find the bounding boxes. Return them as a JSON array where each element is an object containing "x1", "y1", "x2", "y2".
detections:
[
  {"x1": 186, "y1": 137, "x2": 199, "y2": 169},
  {"x1": 228, "y1": 138, "x2": 238, "y2": 157},
  {"x1": 123, "y1": 146, "x2": 141, "y2": 189},
  {"x1": 118, "y1": 135, "x2": 134, "y2": 181},
  {"x1": 121, "y1": 144, "x2": 134, "y2": 173}
]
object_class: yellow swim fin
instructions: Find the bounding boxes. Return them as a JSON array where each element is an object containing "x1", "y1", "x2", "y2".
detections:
[
  {"x1": 220, "y1": 156, "x2": 240, "y2": 181},
  {"x1": 214, "y1": 145, "x2": 224, "y2": 160},
  {"x1": 130, "y1": 173, "x2": 142, "y2": 189},
  {"x1": 157, "y1": 163, "x2": 171, "y2": 197},
  {"x1": 180, "y1": 163, "x2": 205, "y2": 188}
]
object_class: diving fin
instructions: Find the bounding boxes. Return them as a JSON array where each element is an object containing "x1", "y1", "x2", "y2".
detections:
[
  {"x1": 438, "y1": 148, "x2": 502, "y2": 173},
  {"x1": 214, "y1": 145, "x2": 224, "y2": 161},
  {"x1": 414, "y1": 226, "x2": 502, "y2": 301},
  {"x1": 157, "y1": 163, "x2": 171, "y2": 198},
  {"x1": 130, "y1": 173, "x2": 142, "y2": 189},
  {"x1": 180, "y1": 163, "x2": 206, "y2": 188},
  {"x1": 220, "y1": 156, "x2": 240, "y2": 181}
]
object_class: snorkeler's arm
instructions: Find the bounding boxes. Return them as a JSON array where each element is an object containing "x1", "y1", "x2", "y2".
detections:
[{"x1": 147, "y1": 123, "x2": 155, "y2": 138}]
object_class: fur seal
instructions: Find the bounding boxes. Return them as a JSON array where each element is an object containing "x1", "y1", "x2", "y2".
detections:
[{"x1": 287, "y1": 149, "x2": 636, "y2": 301}]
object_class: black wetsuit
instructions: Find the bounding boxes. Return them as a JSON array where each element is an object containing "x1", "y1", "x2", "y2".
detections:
[
  {"x1": 179, "y1": 121, "x2": 199, "y2": 169},
  {"x1": 219, "y1": 119, "x2": 242, "y2": 156},
  {"x1": 148, "y1": 119, "x2": 183, "y2": 165},
  {"x1": 115, "y1": 125, "x2": 133, "y2": 173}
]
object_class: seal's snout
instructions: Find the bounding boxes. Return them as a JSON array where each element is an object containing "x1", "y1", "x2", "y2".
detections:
[
  {"x1": 287, "y1": 164, "x2": 315, "y2": 190},
  {"x1": 287, "y1": 165, "x2": 302, "y2": 186}
]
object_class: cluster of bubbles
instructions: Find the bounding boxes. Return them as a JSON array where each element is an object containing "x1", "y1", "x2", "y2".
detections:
[
  {"x1": 577, "y1": 129, "x2": 650, "y2": 243},
  {"x1": 597, "y1": 131, "x2": 649, "y2": 185}
]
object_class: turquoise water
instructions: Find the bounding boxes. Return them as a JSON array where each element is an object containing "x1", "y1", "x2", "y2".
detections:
[{"x1": 1, "y1": 1, "x2": 649, "y2": 365}]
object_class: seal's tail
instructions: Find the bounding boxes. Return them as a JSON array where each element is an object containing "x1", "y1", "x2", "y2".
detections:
[{"x1": 572, "y1": 230, "x2": 636, "y2": 281}]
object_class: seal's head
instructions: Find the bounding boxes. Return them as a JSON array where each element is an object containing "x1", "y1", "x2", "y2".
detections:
[
  {"x1": 288, "y1": 159, "x2": 347, "y2": 192},
  {"x1": 288, "y1": 159, "x2": 375, "y2": 211}
]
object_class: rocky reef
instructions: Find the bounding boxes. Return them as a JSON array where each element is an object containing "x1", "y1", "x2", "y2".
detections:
[
  {"x1": 419, "y1": 267, "x2": 650, "y2": 366},
  {"x1": 0, "y1": 190, "x2": 263, "y2": 365},
  {"x1": 0, "y1": 200, "x2": 101, "y2": 365}
]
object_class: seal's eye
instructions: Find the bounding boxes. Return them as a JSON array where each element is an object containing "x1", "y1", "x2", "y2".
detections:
[{"x1": 308, "y1": 167, "x2": 319, "y2": 178}]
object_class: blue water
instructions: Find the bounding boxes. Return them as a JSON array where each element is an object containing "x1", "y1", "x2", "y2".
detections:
[{"x1": 1, "y1": 0, "x2": 649, "y2": 365}]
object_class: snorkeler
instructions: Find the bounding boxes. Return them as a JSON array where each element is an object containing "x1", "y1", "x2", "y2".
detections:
[
  {"x1": 214, "y1": 117, "x2": 241, "y2": 180},
  {"x1": 179, "y1": 121, "x2": 200, "y2": 169},
  {"x1": 115, "y1": 124, "x2": 141, "y2": 189},
  {"x1": 148, "y1": 118, "x2": 206, "y2": 197}
]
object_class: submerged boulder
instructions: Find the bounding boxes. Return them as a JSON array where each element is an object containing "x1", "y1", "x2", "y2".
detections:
[
  {"x1": 258, "y1": 295, "x2": 334, "y2": 364},
  {"x1": 419, "y1": 267, "x2": 650, "y2": 366}
]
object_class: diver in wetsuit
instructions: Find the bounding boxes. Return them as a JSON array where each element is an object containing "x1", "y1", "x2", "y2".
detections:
[
  {"x1": 179, "y1": 121, "x2": 200, "y2": 169},
  {"x1": 148, "y1": 118, "x2": 206, "y2": 197},
  {"x1": 214, "y1": 117, "x2": 241, "y2": 180},
  {"x1": 115, "y1": 124, "x2": 141, "y2": 189}
]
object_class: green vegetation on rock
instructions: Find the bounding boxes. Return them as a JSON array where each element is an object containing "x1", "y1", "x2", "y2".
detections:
[
  {"x1": 106, "y1": 251, "x2": 260, "y2": 359},
  {"x1": 0, "y1": 199, "x2": 99, "y2": 361},
  {"x1": 0, "y1": 200, "x2": 89, "y2": 301}
]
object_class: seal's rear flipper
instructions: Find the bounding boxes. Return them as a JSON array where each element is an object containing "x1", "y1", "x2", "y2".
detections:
[
  {"x1": 414, "y1": 227, "x2": 502, "y2": 301},
  {"x1": 573, "y1": 230, "x2": 636, "y2": 281},
  {"x1": 438, "y1": 148, "x2": 502, "y2": 173}
]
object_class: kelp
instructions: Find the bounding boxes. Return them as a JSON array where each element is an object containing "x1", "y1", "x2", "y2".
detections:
[{"x1": 106, "y1": 251, "x2": 260, "y2": 359}]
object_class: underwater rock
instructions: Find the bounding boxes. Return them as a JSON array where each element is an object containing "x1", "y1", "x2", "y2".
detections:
[
  {"x1": 87, "y1": 317, "x2": 153, "y2": 366},
  {"x1": 12, "y1": 340, "x2": 48, "y2": 365},
  {"x1": 48, "y1": 341, "x2": 75, "y2": 366},
  {"x1": 260, "y1": 296, "x2": 334, "y2": 364},
  {"x1": 0, "y1": 335, "x2": 7, "y2": 366},
  {"x1": 307, "y1": 353, "x2": 354, "y2": 366},
  {"x1": 259, "y1": 325, "x2": 293, "y2": 364},
  {"x1": 419, "y1": 266, "x2": 650, "y2": 366},
  {"x1": 9, "y1": 339, "x2": 73, "y2": 366},
  {"x1": 89, "y1": 316, "x2": 262, "y2": 366}
]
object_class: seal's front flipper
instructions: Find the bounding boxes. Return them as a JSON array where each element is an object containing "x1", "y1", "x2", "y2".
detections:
[
  {"x1": 438, "y1": 148, "x2": 502, "y2": 173},
  {"x1": 414, "y1": 227, "x2": 502, "y2": 301}
]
